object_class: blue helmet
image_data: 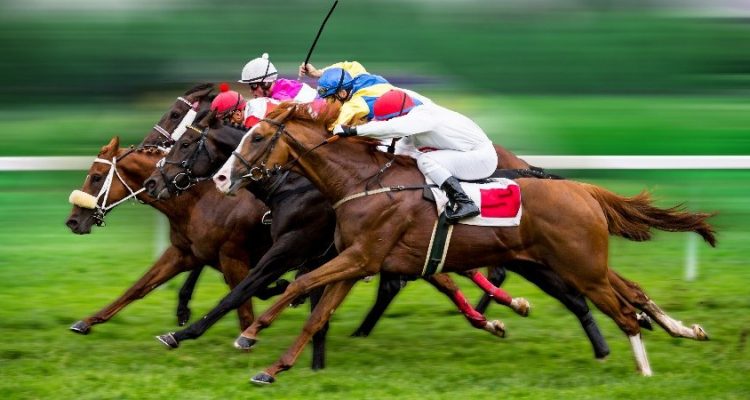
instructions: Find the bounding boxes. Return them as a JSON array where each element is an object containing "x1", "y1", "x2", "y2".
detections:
[{"x1": 316, "y1": 68, "x2": 355, "y2": 98}]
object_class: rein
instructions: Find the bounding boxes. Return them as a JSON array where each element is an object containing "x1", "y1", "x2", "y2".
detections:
[
  {"x1": 159, "y1": 125, "x2": 215, "y2": 192},
  {"x1": 233, "y1": 118, "x2": 330, "y2": 182},
  {"x1": 71, "y1": 147, "x2": 147, "y2": 226}
]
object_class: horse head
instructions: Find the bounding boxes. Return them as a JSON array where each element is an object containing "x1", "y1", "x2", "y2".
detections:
[
  {"x1": 65, "y1": 136, "x2": 158, "y2": 235},
  {"x1": 215, "y1": 100, "x2": 340, "y2": 195},
  {"x1": 144, "y1": 108, "x2": 244, "y2": 199},
  {"x1": 140, "y1": 83, "x2": 215, "y2": 149}
]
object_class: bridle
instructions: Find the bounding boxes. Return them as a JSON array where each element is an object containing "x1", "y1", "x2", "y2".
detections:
[
  {"x1": 70, "y1": 148, "x2": 145, "y2": 226},
  {"x1": 157, "y1": 125, "x2": 215, "y2": 193},
  {"x1": 149, "y1": 96, "x2": 198, "y2": 148},
  {"x1": 231, "y1": 116, "x2": 330, "y2": 183}
]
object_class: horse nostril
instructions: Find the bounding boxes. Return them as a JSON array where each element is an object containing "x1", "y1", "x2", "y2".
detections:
[
  {"x1": 66, "y1": 218, "x2": 79, "y2": 229},
  {"x1": 215, "y1": 174, "x2": 227, "y2": 183}
]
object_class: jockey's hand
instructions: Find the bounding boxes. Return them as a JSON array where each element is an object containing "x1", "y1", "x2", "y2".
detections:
[
  {"x1": 299, "y1": 63, "x2": 321, "y2": 78},
  {"x1": 333, "y1": 124, "x2": 357, "y2": 137}
]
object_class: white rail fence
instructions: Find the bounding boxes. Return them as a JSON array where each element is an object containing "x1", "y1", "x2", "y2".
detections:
[
  {"x1": 2, "y1": 155, "x2": 750, "y2": 171},
  {"x1": 3, "y1": 155, "x2": 749, "y2": 280}
]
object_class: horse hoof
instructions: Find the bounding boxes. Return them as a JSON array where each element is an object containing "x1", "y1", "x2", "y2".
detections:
[
  {"x1": 637, "y1": 313, "x2": 653, "y2": 331},
  {"x1": 250, "y1": 372, "x2": 275, "y2": 385},
  {"x1": 484, "y1": 320, "x2": 506, "y2": 338},
  {"x1": 69, "y1": 321, "x2": 91, "y2": 335},
  {"x1": 511, "y1": 298, "x2": 531, "y2": 317},
  {"x1": 155, "y1": 332, "x2": 180, "y2": 349},
  {"x1": 693, "y1": 324, "x2": 709, "y2": 341},
  {"x1": 176, "y1": 309, "x2": 191, "y2": 326},
  {"x1": 234, "y1": 336, "x2": 257, "y2": 350}
]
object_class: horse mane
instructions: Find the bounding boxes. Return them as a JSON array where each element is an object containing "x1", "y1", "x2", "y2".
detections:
[{"x1": 266, "y1": 100, "x2": 341, "y2": 128}]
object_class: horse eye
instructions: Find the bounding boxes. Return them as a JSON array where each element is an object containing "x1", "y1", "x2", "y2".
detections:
[
  {"x1": 91, "y1": 174, "x2": 102, "y2": 183},
  {"x1": 181, "y1": 142, "x2": 191, "y2": 148},
  {"x1": 253, "y1": 134, "x2": 264, "y2": 142},
  {"x1": 170, "y1": 111, "x2": 181, "y2": 119}
]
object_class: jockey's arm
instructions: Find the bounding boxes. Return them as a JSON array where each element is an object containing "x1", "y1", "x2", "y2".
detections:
[{"x1": 356, "y1": 107, "x2": 435, "y2": 140}]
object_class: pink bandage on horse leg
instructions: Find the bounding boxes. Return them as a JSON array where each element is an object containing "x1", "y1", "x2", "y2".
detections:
[
  {"x1": 471, "y1": 271, "x2": 512, "y2": 305},
  {"x1": 452, "y1": 290, "x2": 487, "y2": 329}
]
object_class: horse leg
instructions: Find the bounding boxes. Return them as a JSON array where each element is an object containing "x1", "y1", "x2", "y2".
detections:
[
  {"x1": 176, "y1": 266, "x2": 204, "y2": 326},
  {"x1": 219, "y1": 256, "x2": 255, "y2": 331},
  {"x1": 425, "y1": 274, "x2": 505, "y2": 338},
  {"x1": 71, "y1": 246, "x2": 191, "y2": 334},
  {"x1": 308, "y1": 286, "x2": 327, "y2": 370},
  {"x1": 608, "y1": 269, "x2": 708, "y2": 340},
  {"x1": 250, "y1": 280, "x2": 357, "y2": 385},
  {"x1": 474, "y1": 266, "x2": 507, "y2": 314},
  {"x1": 351, "y1": 273, "x2": 406, "y2": 337},
  {"x1": 574, "y1": 274, "x2": 648, "y2": 375},
  {"x1": 458, "y1": 269, "x2": 530, "y2": 317},
  {"x1": 235, "y1": 248, "x2": 372, "y2": 349},
  {"x1": 511, "y1": 265, "x2": 610, "y2": 359},
  {"x1": 159, "y1": 236, "x2": 311, "y2": 348}
]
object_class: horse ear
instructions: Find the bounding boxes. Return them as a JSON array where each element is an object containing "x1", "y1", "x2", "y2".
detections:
[
  {"x1": 185, "y1": 83, "x2": 215, "y2": 103},
  {"x1": 99, "y1": 136, "x2": 120, "y2": 156},
  {"x1": 197, "y1": 108, "x2": 215, "y2": 127},
  {"x1": 207, "y1": 109, "x2": 221, "y2": 128}
]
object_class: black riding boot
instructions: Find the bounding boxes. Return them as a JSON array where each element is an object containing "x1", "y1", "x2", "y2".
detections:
[{"x1": 441, "y1": 177, "x2": 480, "y2": 223}]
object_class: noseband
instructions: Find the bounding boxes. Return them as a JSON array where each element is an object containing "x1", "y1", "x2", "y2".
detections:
[{"x1": 158, "y1": 125, "x2": 215, "y2": 193}]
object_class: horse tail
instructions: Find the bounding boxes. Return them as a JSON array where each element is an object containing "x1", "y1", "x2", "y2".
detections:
[{"x1": 581, "y1": 184, "x2": 717, "y2": 247}]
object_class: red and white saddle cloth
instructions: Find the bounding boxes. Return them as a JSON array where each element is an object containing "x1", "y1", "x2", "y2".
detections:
[{"x1": 428, "y1": 178, "x2": 522, "y2": 226}]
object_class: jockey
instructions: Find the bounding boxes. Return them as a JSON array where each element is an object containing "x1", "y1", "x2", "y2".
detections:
[
  {"x1": 333, "y1": 89, "x2": 498, "y2": 223},
  {"x1": 210, "y1": 84, "x2": 248, "y2": 128},
  {"x1": 300, "y1": 61, "x2": 426, "y2": 128},
  {"x1": 240, "y1": 53, "x2": 317, "y2": 103}
]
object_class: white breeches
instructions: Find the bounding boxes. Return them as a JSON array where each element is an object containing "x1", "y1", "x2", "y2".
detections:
[{"x1": 416, "y1": 145, "x2": 497, "y2": 186}]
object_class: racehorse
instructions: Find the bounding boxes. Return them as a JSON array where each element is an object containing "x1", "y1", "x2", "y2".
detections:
[
  {"x1": 143, "y1": 109, "x2": 614, "y2": 361},
  {"x1": 218, "y1": 102, "x2": 715, "y2": 383},
  {"x1": 65, "y1": 137, "x2": 282, "y2": 335},
  {"x1": 144, "y1": 110, "x2": 530, "y2": 348},
  {"x1": 65, "y1": 84, "x2": 231, "y2": 332}
]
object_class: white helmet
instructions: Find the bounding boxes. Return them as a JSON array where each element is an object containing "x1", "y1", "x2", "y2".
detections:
[{"x1": 239, "y1": 53, "x2": 278, "y2": 84}]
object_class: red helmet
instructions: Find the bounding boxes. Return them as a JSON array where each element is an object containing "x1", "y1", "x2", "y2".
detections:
[
  {"x1": 373, "y1": 89, "x2": 416, "y2": 121},
  {"x1": 211, "y1": 83, "x2": 247, "y2": 115}
]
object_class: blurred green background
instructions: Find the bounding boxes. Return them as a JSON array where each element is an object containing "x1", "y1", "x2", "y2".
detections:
[{"x1": 1, "y1": 1, "x2": 749, "y2": 399}]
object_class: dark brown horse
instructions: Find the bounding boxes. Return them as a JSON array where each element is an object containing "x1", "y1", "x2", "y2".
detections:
[{"x1": 220, "y1": 103, "x2": 715, "y2": 383}]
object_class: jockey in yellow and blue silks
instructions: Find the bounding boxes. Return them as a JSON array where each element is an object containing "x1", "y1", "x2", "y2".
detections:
[{"x1": 299, "y1": 61, "x2": 398, "y2": 128}]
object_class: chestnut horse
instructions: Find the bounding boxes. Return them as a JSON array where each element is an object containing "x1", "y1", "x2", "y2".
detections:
[
  {"x1": 219, "y1": 103, "x2": 715, "y2": 384},
  {"x1": 144, "y1": 112, "x2": 533, "y2": 350},
  {"x1": 144, "y1": 111, "x2": 617, "y2": 360},
  {"x1": 65, "y1": 84, "x2": 226, "y2": 332}
]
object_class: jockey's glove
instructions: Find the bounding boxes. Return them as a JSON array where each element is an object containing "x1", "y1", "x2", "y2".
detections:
[{"x1": 333, "y1": 124, "x2": 358, "y2": 137}]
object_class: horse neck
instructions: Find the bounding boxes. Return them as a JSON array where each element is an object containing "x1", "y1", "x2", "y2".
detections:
[
  {"x1": 117, "y1": 150, "x2": 199, "y2": 219},
  {"x1": 287, "y1": 126, "x2": 421, "y2": 205}
]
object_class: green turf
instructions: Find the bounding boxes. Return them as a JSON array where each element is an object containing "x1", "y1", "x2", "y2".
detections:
[{"x1": 0, "y1": 169, "x2": 748, "y2": 399}]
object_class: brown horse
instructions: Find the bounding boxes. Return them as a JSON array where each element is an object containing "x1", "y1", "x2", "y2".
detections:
[
  {"x1": 65, "y1": 84, "x2": 227, "y2": 332},
  {"x1": 219, "y1": 103, "x2": 715, "y2": 383},
  {"x1": 66, "y1": 137, "x2": 274, "y2": 335}
]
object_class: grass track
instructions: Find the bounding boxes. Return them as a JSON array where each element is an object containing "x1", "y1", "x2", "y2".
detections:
[{"x1": 0, "y1": 170, "x2": 748, "y2": 399}]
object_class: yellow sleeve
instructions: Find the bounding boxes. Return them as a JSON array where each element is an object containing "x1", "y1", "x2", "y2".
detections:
[
  {"x1": 322, "y1": 61, "x2": 368, "y2": 78},
  {"x1": 331, "y1": 97, "x2": 370, "y2": 129}
]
